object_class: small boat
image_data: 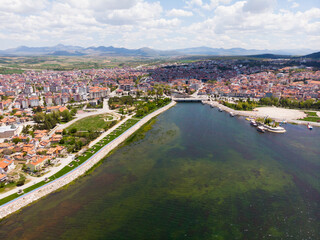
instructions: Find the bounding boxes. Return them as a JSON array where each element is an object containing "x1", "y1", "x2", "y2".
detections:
[
  {"x1": 230, "y1": 112, "x2": 234, "y2": 117},
  {"x1": 250, "y1": 120, "x2": 258, "y2": 127},
  {"x1": 218, "y1": 107, "x2": 223, "y2": 112},
  {"x1": 257, "y1": 126, "x2": 265, "y2": 133},
  {"x1": 307, "y1": 123, "x2": 313, "y2": 130}
]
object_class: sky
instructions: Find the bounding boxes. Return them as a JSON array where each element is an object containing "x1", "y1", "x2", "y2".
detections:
[{"x1": 0, "y1": 0, "x2": 319, "y2": 50}]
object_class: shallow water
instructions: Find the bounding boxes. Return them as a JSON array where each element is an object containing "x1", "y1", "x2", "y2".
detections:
[{"x1": 0, "y1": 103, "x2": 319, "y2": 239}]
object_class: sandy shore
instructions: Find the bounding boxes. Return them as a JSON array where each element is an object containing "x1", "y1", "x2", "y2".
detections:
[
  {"x1": 0, "y1": 101, "x2": 176, "y2": 219},
  {"x1": 206, "y1": 101, "x2": 320, "y2": 127},
  {"x1": 242, "y1": 107, "x2": 306, "y2": 121}
]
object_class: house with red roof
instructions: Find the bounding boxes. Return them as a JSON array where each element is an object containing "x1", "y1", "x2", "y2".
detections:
[{"x1": 0, "y1": 159, "x2": 15, "y2": 173}]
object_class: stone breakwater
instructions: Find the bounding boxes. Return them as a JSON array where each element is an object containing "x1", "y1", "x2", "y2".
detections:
[{"x1": 0, "y1": 101, "x2": 177, "y2": 219}]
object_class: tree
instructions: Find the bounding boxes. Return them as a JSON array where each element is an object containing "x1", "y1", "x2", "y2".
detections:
[
  {"x1": 70, "y1": 108, "x2": 77, "y2": 116},
  {"x1": 33, "y1": 106, "x2": 42, "y2": 113},
  {"x1": 11, "y1": 109, "x2": 17, "y2": 115},
  {"x1": 33, "y1": 112, "x2": 45, "y2": 123},
  {"x1": 61, "y1": 110, "x2": 72, "y2": 122},
  {"x1": 12, "y1": 138, "x2": 22, "y2": 144},
  {"x1": 136, "y1": 109, "x2": 144, "y2": 117},
  {"x1": 69, "y1": 127, "x2": 77, "y2": 134},
  {"x1": 22, "y1": 125, "x2": 32, "y2": 134},
  {"x1": 16, "y1": 174, "x2": 26, "y2": 186}
]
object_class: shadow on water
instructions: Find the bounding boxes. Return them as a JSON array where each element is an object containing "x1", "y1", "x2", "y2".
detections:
[{"x1": 0, "y1": 103, "x2": 319, "y2": 240}]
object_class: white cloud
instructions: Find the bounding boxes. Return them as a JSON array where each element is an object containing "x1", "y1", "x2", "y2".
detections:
[
  {"x1": 0, "y1": 0, "x2": 49, "y2": 13},
  {"x1": 291, "y1": 2, "x2": 299, "y2": 8},
  {"x1": 167, "y1": 9, "x2": 193, "y2": 17},
  {"x1": 183, "y1": 1, "x2": 320, "y2": 50},
  {"x1": 64, "y1": 0, "x2": 139, "y2": 10},
  {"x1": 186, "y1": 0, "x2": 203, "y2": 8},
  {"x1": 203, "y1": 0, "x2": 232, "y2": 10},
  {"x1": 186, "y1": 0, "x2": 231, "y2": 10},
  {"x1": 97, "y1": 1, "x2": 162, "y2": 25},
  {"x1": 143, "y1": 18, "x2": 181, "y2": 28},
  {"x1": 243, "y1": 0, "x2": 276, "y2": 14}
]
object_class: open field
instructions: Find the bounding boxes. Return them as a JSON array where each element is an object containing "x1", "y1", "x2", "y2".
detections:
[
  {"x1": 66, "y1": 114, "x2": 116, "y2": 132},
  {"x1": 0, "y1": 56, "x2": 163, "y2": 71},
  {"x1": 0, "y1": 67, "x2": 24, "y2": 74}
]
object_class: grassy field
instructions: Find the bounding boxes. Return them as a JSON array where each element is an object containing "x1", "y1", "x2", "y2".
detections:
[
  {"x1": 0, "y1": 67, "x2": 24, "y2": 74},
  {"x1": 0, "y1": 56, "x2": 162, "y2": 72},
  {"x1": 66, "y1": 114, "x2": 115, "y2": 132},
  {"x1": 300, "y1": 111, "x2": 320, "y2": 122}
]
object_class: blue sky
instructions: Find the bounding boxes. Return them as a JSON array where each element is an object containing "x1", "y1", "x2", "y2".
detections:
[{"x1": 0, "y1": 0, "x2": 319, "y2": 50}]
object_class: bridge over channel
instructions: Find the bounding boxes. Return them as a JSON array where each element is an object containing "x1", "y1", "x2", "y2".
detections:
[{"x1": 172, "y1": 97, "x2": 209, "y2": 102}]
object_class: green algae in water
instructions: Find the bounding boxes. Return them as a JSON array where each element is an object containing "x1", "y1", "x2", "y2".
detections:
[{"x1": 0, "y1": 103, "x2": 319, "y2": 240}]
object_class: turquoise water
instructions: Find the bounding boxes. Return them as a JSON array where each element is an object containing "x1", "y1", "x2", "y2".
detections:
[{"x1": 0, "y1": 103, "x2": 319, "y2": 239}]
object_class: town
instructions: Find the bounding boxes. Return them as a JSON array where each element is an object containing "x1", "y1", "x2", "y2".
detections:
[{"x1": 0, "y1": 57, "x2": 320, "y2": 193}]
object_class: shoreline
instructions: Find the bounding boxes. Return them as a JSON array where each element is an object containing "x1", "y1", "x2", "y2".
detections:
[
  {"x1": 0, "y1": 101, "x2": 177, "y2": 219},
  {"x1": 205, "y1": 101, "x2": 320, "y2": 127}
]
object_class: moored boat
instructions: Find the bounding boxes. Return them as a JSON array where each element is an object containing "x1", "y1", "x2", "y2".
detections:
[
  {"x1": 230, "y1": 112, "x2": 234, "y2": 117},
  {"x1": 263, "y1": 125, "x2": 286, "y2": 133},
  {"x1": 218, "y1": 107, "x2": 223, "y2": 112},
  {"x1": 250, "y1": 120, "x2": 258, "y2": 127},
  {"x1": 257, "y1": 126, "x2": 265, "y2": 133},
  {"x1": 307, "y1": 123, "x2": 313, "y2": 130}
]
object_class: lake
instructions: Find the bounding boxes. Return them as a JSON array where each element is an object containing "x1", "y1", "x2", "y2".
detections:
[{"x1": 0, "y1": 103, "x2": 319, "y2": 239}]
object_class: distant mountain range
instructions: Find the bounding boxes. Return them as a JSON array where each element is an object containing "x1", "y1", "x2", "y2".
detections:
[
  {"x1": 303, "y1": 51, "x2": 320, "y2": 59},
  {"x1": 0, "y1": 44, "x2": 318, "y2": 58}
]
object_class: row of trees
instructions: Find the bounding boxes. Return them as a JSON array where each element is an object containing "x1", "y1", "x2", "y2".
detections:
[
  {"x1": 259, "y1": 97, "x2": 320, "y2": 110},
  {"x1": 135, "y1": 98, "x2": 171, "y2": 117},
  {"x1": 222, "y1": 99, "x2": 257, "y2": 111},
  {"x1": 33, "y1": 109, "x2": 76, "y2": 130},
  {"x1": 109, "y1": 96, "x2": 134, "y2": 109}
]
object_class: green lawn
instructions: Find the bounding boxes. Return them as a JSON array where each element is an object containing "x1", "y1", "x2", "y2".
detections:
[
  {"x1": 304, "y1": 111, "x2": 318, "y2": 117},
  {"x1": 66, "y1": 114, "x2": 115, "y2": 132},
  {"x1": 300, "y1": 112, "x2": 320, "y2": 122},
  {"x1": 0, "y1": 67, "x2": 24, "y2": 74}
]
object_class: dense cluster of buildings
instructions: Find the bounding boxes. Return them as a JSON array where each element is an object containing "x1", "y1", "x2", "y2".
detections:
[{"x1": 199, "y1": 68, "x2": 320, "y2": 99}]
